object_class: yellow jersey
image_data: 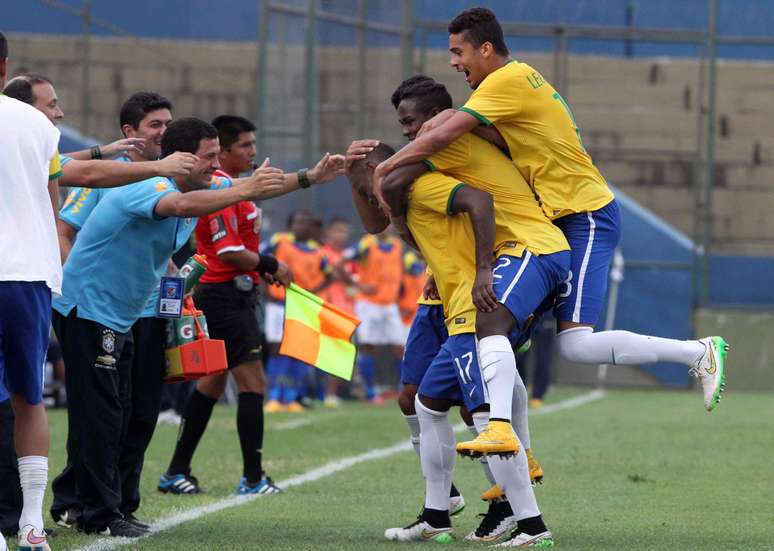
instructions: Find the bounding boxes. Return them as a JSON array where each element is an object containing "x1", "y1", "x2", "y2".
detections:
[
  {"x1": 426, "y1": 132, "x2": 569, "y2": 256},
  {"x1": 460, "y1": 60, "x2": 614, "y2": 220},
  {"x1": 49, "y1": 151, "x2": 62, "y2": 180},
  {"x1": 407, "y1": 171, "x2": 477, "y2": 335}
]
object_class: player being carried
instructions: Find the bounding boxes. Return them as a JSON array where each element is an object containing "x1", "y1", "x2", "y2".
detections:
[
  {"x1": 347, "y1": 137, "x2": 566, "y2": 547},
  {"x1": 372, "y1": 7, "x2": 728, "y2": 458}
]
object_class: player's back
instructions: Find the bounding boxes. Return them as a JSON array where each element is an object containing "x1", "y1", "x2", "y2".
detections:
[
  {"x1": 461, "y1": 60, "x2": 614, "y2": 219},
  {"x1": 426, "y1": 132, "x2": 569, "y2": 257}
]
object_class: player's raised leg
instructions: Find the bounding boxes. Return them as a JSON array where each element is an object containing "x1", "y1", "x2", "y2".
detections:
[{"x1": 553, "y1": 200, "x2": 727, "y2": 411}]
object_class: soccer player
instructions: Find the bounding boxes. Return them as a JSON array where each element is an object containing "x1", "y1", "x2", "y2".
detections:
[
  {"x1": 338, "y1": 230, "x2": 406, "y2": 403},
  {"x1": 373, "y1": 7, "x2": 727, "y2": 452},
  {"x1": 349, "y1": 143, "x2": 563, "y2": 547},
  {"x1": 159, "y1": 115, "x2": 299, "y2": 496},
  {"x1": 263, "y1": 211, "x2": 334, "y2": 412},
  {"x1": 0, "y1": 30, "x2": 61, "y2": 551}
]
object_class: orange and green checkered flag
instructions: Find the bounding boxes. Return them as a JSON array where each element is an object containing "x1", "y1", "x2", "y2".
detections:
[{"x1": 279, "y1": 283, "x2": 361, "y2": 381}]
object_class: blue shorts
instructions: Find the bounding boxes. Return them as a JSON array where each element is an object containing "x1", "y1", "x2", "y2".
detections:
[
  {"x1": 553, "y1": 199, "x2": 621, "y2": 325},
  {"x1": 418, "y1": 333, "x2": 487, "y2": 411},
  {"x1": 492, "y1": 251, "x2": 570, "y2": 333},
  {"x1": 401, "y1": 304, "x2": 448, "y2": 386},
  {"x1": 0, "y1": 281, "x2": 51, "y2": 405}
]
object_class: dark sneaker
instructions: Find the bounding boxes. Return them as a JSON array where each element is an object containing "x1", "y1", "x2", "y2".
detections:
[
  {"x1": 158, "y1": 472, "x2": 203, "y2": 494},
  {"x1": 98, "y1": 518, "x2": 146, "y2": 538},
  {"x1": 123, "y1": 513, "x2": 150, "y2": 531}
]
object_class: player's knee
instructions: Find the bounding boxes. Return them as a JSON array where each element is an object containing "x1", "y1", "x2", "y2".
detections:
[
  {"x1": 475, "y1": 307, "x2": 515, "y2": 339},
  {"x1": 557, "y1": 326, "x2": 595, "y2": 362},
  {"x1": 196, "y1": 373, "x2": 227, "y2": 399},
  {"x1": 398, "y1": 386, "x2": 417, "y2": 415}
]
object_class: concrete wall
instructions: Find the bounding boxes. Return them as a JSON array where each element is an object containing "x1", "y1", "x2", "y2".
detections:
[{"x1": 7, "y1": 32, "x2": 774, "y2": 254}]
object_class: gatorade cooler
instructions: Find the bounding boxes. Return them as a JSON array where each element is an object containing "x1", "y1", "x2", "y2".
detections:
[{"x1": 165, "y1": 298, "x2": 227, "y2": 382}]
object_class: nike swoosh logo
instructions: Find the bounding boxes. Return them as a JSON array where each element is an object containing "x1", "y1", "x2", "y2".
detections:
[
  {"x1": 26, "y1": 529, "x2": 46, "y2": 545},
  {"x1": 421, "y1": 529, "x2": 446, "y2": 540},
  {"x1": 706, "y1": 347, "x2": 717, "y2": 375}
]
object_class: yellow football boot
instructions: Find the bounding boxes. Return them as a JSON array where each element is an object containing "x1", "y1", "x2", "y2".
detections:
[
  {"x1": 480, "y1": 484, "x2": 505, "y2": 502},
  {"x1": 285, "y1": 401, "x2": 305, "y2": 413},
  {"x1": 456, "y1": 420, "x2": 519, "y2": 458},
  {"x1": 264, "y1": 400, "x2": 286, "y2": 413},
  {"x1": 526, "y1": 448, "x2": 544, "y2": 485}
]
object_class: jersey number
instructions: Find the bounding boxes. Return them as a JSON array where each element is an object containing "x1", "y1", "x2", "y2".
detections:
[
  {"x1": 558, "y1": 269, "x2": 573, "y2": 299},
  {"x1": 454, "y1": 352, "x2": 474, "y2": 386},
  {"x1": 552, "y1": 92, "x2": 586, "y2": 152},
  {"x1": 492, "y1": 257, "x2": 512, "y2": 280}
]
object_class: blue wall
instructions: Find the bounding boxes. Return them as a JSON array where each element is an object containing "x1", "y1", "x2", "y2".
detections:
[{"x1": 5, "y1": 1, "x2": 774, "y2": 60}]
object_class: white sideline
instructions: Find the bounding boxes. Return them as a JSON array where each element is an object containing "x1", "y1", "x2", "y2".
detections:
[{"x1": 72, "y1": 389, "x2": 606, "y2": 551}]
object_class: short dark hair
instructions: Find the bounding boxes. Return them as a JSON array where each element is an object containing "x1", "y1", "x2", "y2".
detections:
[
  {"x1": 161, "y1": 117, "x2": 218, "y2": 158},
  {"x1": 448, "y1": 7, "x2": 509, "y2": 57},
  {"x1": 391, "y1": 75, "x2": 453, "y2": 115},
  {"x1": 0, "y1": 32, "x2": 8, "y2": 59},
  {"x1": 287, "y1": 209, "x2": 314, "y2": 229},
  {"x1": 349, "y1": 143, "x2": 396, "y2": 180},
  {"x1": 119, "y1": 91, "x2": 172, "y2": 131},
  {"x1": 211, "y1": 115, "x2": 257, "y2": 150}
]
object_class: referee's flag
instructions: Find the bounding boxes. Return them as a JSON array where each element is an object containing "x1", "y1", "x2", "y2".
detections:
[{"x1": 279, "y1": 283, "x2": 360, "y2": 381}]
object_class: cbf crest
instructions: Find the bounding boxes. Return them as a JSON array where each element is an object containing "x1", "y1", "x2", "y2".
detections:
[{"x1": 102, "y1": 329, "x2": 116, "y2": 354}]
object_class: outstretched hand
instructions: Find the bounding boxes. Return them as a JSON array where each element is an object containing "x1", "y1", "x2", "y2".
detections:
[
  {"x1": 244, "y1": 158, "x2": 285, "y2": 200},
  {"x1": 99, "y1": 137, "x2": 146, "y2": 158},
  {"x1": 309, "y1": 152, "x2": 347, "y2": 185}
]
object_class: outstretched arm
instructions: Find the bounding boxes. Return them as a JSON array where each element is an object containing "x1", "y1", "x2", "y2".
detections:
[
  {"x1": 60, "y1": 152, "x2": 197, "y2": 188},
  {"x1": 373, "y1": 111, "x2": 480, "y2": 204},
  {"x1": 449, "y1": 185, "x2": 499, "y2": 313}
]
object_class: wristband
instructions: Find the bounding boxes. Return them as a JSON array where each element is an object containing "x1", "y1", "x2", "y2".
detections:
[
  {"x1": 256, "y1": 254, "x2": 280, "y2": 275},
  {"x1": 297, "y1": 168, "x2": 311, "y2": 189},
  {"x1": 90, "y1": 146, "x2": 102, "y2": 160}
]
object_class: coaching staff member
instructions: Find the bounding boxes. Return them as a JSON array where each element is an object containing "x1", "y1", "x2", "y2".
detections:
[{"x1": 51, "y1": 118, "x2": 286, "y2": 538}]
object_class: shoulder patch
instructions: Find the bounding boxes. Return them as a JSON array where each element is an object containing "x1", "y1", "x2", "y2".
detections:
[
  {"x1": 155, "y1": 181, "x2": 169, "y2": 193},
  {"x1": 210, "y1": 215, "x2": 227, "y2": 242}
]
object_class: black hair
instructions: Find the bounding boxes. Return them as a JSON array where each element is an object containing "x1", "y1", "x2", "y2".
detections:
[
  {"x1": 349, "y1": 143, "x2": 396, "y2": 180},
  {"x1": 211, "y1": 115, "x2": 256, "y2": 150},
  {"x1": 448, "y1": 7, "x2": 509, "y2": 56},
  {"x1": 390, "y1": 75, "x2": 453, "y2": 115},
  {"x1": 2, "y1": 74, "x2": 53, "y2": 105},
  {"x1": 0, "y1": 32, "x2": 7, "y2": 59},
  {"x1": 161, "y1": 117, "x2": 218, "y2": 158},
  {"x1": 287, "y1": 209, "x2": 315, "y2": 228},
  {"x1": 119, "y1": 91, "x2": 172, "y2": 131}
]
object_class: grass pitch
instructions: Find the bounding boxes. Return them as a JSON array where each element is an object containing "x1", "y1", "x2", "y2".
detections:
[{"x1": 33, "y1": 387, "x2": 774, "y2": 550}]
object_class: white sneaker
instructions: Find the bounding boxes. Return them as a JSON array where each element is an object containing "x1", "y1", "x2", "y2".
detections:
[
  {"x1": 384, "y1": 518, "x2": 454, "y2": 543},
  {"x1": 494, "y1": 530, "x2": 554, "y2": 548},
  {"x1": 690, "y1": 336, "x2": 728, "y2": 412},
  {"x1": 465, "y1": 500, "x2": 518, "y2": 543},
  {"x1": 17, "y1": 524, "x2": 51, "y2": 551},
  {"x1": 449, "y1": 494, "x2": 465, "y2": 516},
  {"x1": 0, "y1": 531, "x2": 7, "y2": 551},
  {"x1": 156, "y1": 409, "x2": 182, "y2": 426}
]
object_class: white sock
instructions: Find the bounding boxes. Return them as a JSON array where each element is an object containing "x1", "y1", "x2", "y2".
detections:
[
  {"x1": 468, "y1": 424, "x2": 497, "y2": 486},
  {"x1": 18, "y1": 456, "x2": 47, "y2": 532},
  {"x1": 511, "y1": 375, "x2": 531, "y2": 450},
  {"x1": 403, "y1": 413, "x2": 421, "y2": 458},
  {"x1": 478, "y1": 335, "x2": 516, "y2": 421},
  {"x1": 558, "y1": 327, "x2": 705, "y2": 366},
  {"x1": 416, "y1": 397, "x2": 455, "y2": 512},
  {"x1": 472, "y1": 412, "x2": 539, "y2": 520}
]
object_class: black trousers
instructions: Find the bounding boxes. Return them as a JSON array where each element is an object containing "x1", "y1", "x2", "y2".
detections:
[
  {"x1": 51, "y1": 310, "x2": 133, "y2": 533},
  {"x1": 119, "y1": 316, "x2": 166, "y2": 515},
  {"x1": 0, "y1": 400, "x2": 22, "y2": 535}
]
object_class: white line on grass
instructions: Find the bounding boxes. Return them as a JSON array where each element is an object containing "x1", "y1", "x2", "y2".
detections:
[
  {"x1": 272, "y1": 416, "x2": 319, "y2": 430},
  {"x1": 73, "y1": 389, "x2": 606, "y2": 551}
]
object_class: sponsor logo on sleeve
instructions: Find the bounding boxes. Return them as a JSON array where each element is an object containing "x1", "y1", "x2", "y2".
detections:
[{"x1": 210, "y1": 215, "x2": 227, "y2": 242}]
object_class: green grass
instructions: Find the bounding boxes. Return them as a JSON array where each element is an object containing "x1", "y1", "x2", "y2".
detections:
[{"x1": 36, "y1": 387, "x2": 774, "y2": 550}]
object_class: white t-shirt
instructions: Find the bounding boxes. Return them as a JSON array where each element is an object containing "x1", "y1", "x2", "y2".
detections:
[{"x1": 0, "y1": 95, "x2": 62, "y2": 294}]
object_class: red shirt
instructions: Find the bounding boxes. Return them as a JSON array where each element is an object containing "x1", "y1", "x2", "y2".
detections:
[{"x1": 196, "y1": 169, "x2": 261, "y2": 284}]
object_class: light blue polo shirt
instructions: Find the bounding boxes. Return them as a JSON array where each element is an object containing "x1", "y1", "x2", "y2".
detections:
[
  {"x1": 54, "y1": 175, "x2": 231, "y2": 333},
  {"x1": 59, "y1": 155, "x2": 160, "y2": 318}
]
